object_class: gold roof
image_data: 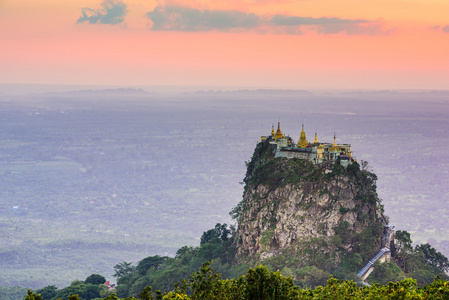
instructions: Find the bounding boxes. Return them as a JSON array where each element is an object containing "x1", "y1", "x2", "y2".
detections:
[
  {"x1": 298, "y1": 124, "x2": 308, "y2": 148},
  {"x1": 274, "y1": 122, "x2": 283, "y2": 140}
]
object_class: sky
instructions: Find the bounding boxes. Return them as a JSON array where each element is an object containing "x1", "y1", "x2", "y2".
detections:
[{"x1": 1, "y1": 0, "x2": 448, "y2": 90}]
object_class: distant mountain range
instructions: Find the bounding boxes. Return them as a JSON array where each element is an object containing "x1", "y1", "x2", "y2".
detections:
[
  {"x1": 44, "y1": 88, "x2": 154, "y2": 97},
  {"x1": 194, "y1": 89, "x2": 313, "y2": 96}
]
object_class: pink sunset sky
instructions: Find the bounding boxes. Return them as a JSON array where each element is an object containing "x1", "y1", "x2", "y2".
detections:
[{"x1": 1, "y1": 0, "x2": 448, "y2": 89}]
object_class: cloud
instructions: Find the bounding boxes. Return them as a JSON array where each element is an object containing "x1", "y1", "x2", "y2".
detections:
[
  {"x1": 271, "y1": 16, "x2": 391, "y2": 35},
  {"x1": 430, "y1": 25, "x2": 440, "y2": 31},
  {"x1": 147, "y1": 5, "x2": 260, "y2": 31},
  {"x1": 77, "y1": 0, "x2": 128, "y2": 25},
  {"x1": 270, "y1": 15, "x2": 370, "y2": 26},
  {"x1": 318, "y1": 22, "x2": 393, "y2": 35},
  {"x1": 429, "y1": 24, "x2": 449, "y2": 33},
  {"x1": 145, "y1": 5, "x2": 389, "y2": 35}
]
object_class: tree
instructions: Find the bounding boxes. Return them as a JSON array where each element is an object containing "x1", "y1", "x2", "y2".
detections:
[
  {"x1": 200, "y1": 223, "x2": 231, "y2": 245},
  {"x1": 139, "y1": 286, "x2": 155, "y2": 300},
  {"x1": 129, "y1": 276, "x2": 152, "y2": 297},
  {"x1": 53, "y1": 283, "x2": 101, "y2": 300},
  {"x1": 415, "y1": 243, "x2": 449, "y2": 273},
  {"x1": 24, "y1": 289, "x2": 43, "y2": 300},
  {"x1": 85, "y1": 273, "x2": 106, "y2": 285},
  {"x1": 35, "y1": 285, "x2": 58, "y2": 299},
  {"x1": 245, "y1": 265, "x2": 295, "y2": 300},
  {"x1": 296, "y1": 266, "x2": 331, "y2": 288},
  {"x1": 188, "y1": 261, "x2": 223, "y2": 300},
  {"x1": 137, "y1": 255, "x2": 169, "y2": 275},
  {"x1": 395, "y1": 230, "x2": 413, "y2": 253},
  {"x1": 411, "y1": 269, "x2": 436, "y2": 287},
  {"x1": 394, "y1": 230, "x2": 413, "y2": 271},
  {"x1": 70, "y1": 280, "x2": 84, "y2": 286},
  {"x1": 175, "y1": 246, "x2": 197, "y2": 264},
  {"x1": 113, "y1": 261, "x2": 135, "y2": 279}
]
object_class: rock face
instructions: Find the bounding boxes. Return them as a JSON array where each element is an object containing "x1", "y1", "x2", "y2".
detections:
[{"x1": 234, "y1": 140, "x2": 387, "y2": 261}]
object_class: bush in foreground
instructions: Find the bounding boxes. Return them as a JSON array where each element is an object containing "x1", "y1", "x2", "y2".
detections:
[{"x1": 26, "y1": 262, "x2": 448, "y2": 300}]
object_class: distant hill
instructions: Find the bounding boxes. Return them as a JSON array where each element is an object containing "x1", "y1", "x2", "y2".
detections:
[
  {"x1": 195, "y1": 89, "x2": 312, "y2": 96},
  {"x1": 44, "y1": 88, "x2": 154, "y2": 97},
  {"x1": 340, "y1": 89, "x2": 449, "y2": 98}
]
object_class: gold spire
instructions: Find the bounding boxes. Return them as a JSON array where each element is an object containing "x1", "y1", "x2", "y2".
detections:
[
  {"x1": 298, "y1": 124, "x2": 308, "y2": 148},
  {"x1": 313, "y1": 131, "x2": 319, "y2": 144},
  {"x1": 329, "y1": 132, "x2": 340, "y2": 151},
  {"x1": 271, "y1": 124, "x2": 275, "y2": 137},
  {"x1": 274, "y1": 122, "x2": 283, "y2": 140}
]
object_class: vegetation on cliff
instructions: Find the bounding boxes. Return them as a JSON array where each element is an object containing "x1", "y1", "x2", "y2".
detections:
[{"x1": 233, "y1": 139, "x2": 388, "y2": 284}]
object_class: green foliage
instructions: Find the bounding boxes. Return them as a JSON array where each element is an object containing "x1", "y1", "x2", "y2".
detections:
[
  {"x1": 339, "y1": 206, "x2": 349, "y2": 215},
  {"x1": 70, "y1": 280, "x2": 84, "y2": 286},
  {"x1": 139, "y1": 286, "x2": 155, "y2": 300},
  {"x1": 200, "y1": 223, "x2": 231, "y2": 245},
  {"x1": 423, "y1": 276, "x2": 449, "y2": 299},
  {"x1": 64, "y1": 264, "x2": 449, "y2": 299},
  {"x1": 244, "y1": 266, "x2": 294, "y2": 300},
  {"x1": 260, "y1": 229, "x2": 275, "y2": 250},
  {"x1": 28, "y1": 259, "x2": 449, "y2": 299},
  {"x1": 113, "y1": 262, "x2": 135, "y2": 280},
  {"x1": 415, "y1": 243, "x2": 449, "y2": 273},
  {"x1": 410, "y1": 269, "x2": 437, "y2": 287},
  {"x1": 390, "y1": 230, "x2": 449, "y2": 285},
  {"x1": 351, "y1": 223, "x2": 384, "y2": 262},
  {"x1": 395, "y1": 231, "x2": 413, "y2": 252},
  {"x1": 52, "y1": 283, "x2": 102, "y2": 300},
  {"x1": 243, "y1": 140, "x2": 274, "y2": 186},
  {"x1": 85, "y1": 274, "x2": 106, "y2": 285},
  {"x1": 137, "y1": 256, "x2": 169, "y2": 276},
  {"x1": 108, "y1": 223, "x2": 237, "y2": 296},
  {"x1": 24, "y1": 289, "x2": 43, "y2": 300},
  {"x1": 248, "y1": 157, "x2": 321, "y2": 191},
  {"x1": 296, "y1": 266, "x2": 331, "y2": 288},
  {"x1": 370, "y1": 261, "x2": 404, "y2": 285},
  {"x1": 229, "y1": 201, "x2": 243, "y2": 221},
  {"x1": 186, "y1": 261, "x2": 225, "y2": 299},
  {"x1": 35, "y1": 285, "x2": 58, "y2": 300},
  {"x1": 332, "y1": 221, "x2": 349, "y2": 239},
  {"x1": 230, "y1": 146, "x2": 275, "y2": 219}
]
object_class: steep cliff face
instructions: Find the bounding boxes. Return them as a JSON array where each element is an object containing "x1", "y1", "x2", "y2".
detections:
[{"x1": 234, "y1": 140, "x2": 387, "y2": 262}]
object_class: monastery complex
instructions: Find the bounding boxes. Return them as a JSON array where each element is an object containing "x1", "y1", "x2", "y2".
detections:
[{"x1": 261, "y1": 122, "x2": 354, "y2": 166}]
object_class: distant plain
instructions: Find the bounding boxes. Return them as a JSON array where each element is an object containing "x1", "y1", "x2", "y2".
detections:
[{"x1": 0, "y1": 88, "x2": 447, "y2": 288}]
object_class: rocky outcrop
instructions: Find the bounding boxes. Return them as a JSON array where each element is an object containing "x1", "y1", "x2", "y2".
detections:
[{"x1": 234, "y1": 140, "x2": 386, "y2": 261}]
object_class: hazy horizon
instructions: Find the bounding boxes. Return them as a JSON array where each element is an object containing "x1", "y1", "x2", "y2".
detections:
[{"x1": 1, "y1": 83, "x2": 449, "y2": 96}]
